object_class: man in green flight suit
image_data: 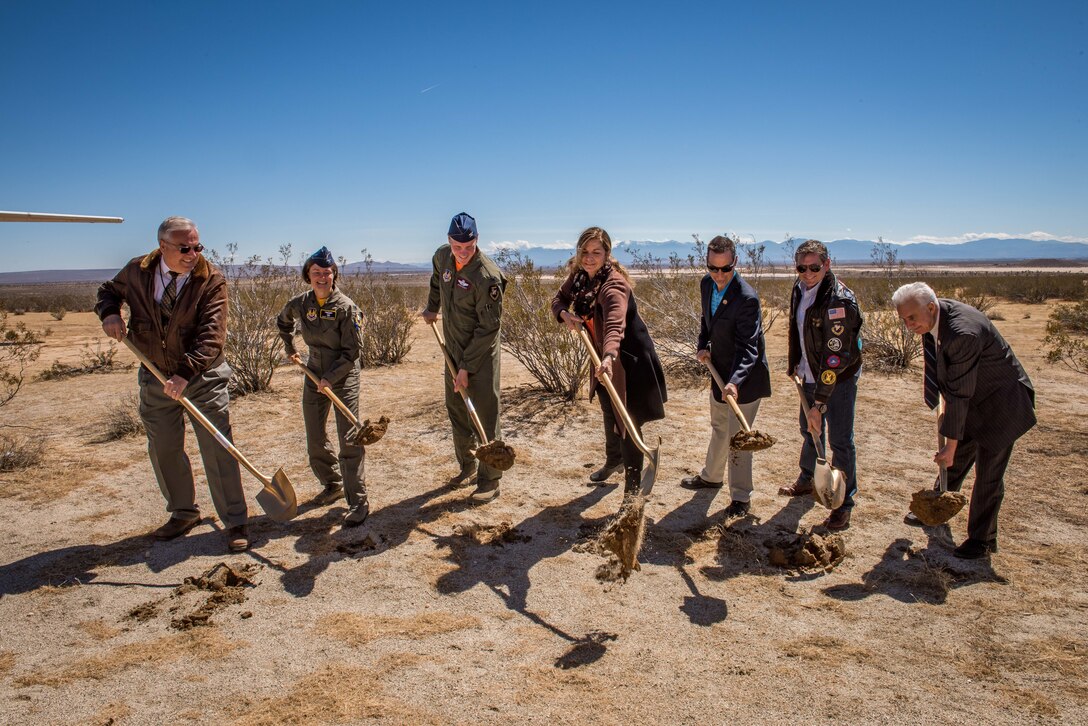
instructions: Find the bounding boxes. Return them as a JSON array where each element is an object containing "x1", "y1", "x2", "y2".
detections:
[{"x1": 422, "y1": 212, "x2": 507, "y2": 503}]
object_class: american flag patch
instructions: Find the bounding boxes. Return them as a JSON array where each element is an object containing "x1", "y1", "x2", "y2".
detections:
[{"x1": 828, "y1": 307, "x2": 845, "y2": 320}]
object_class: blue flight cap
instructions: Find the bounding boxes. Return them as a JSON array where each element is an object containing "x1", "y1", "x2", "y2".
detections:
[
  {"x1": 448, "y1": 212, "x2": 478, "y2": 243},
  {"x1": 308, "y1": 246, "x2": 335, "y2": 267}
]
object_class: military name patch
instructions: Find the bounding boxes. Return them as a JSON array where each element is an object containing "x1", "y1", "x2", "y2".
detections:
[
  {"x1": 306, "y1": 307, "x2": 318, "y2": 321},
  {"x1": 821, "y1": 370, "x2": 838, "y2": 385},
  {"x1": 826, "y1": 354, "x2": 841, "y2": 368},
  {"x1": 489, "y1": 284, "x2": 500, "y2": 301},
  {"x1": 828, "y1": 307, "x2": 846, "y2": 320},
  {"x1": 442, "y1": 269, "x2": 452, "y2": 283},
  {"x1": 320, "y1": 309, "x2": 337, "y2": 320},
  {"x1": 831, "y1": 322, "x2": 844, "y2": 336},
  {"x1": 826, "y1": 337, "x2": 843, "y2": 352},
  {"x1": 456, "y1": 277, "x2": 471, "y2": 290}
]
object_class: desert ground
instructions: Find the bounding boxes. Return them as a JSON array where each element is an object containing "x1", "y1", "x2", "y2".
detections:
[{"x1": 1, "y1": 302, "x2": 1086, "y2": 725}]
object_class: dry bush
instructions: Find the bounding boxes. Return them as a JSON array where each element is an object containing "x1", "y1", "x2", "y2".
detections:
[
  {"x1": 39, "y1": 340, "x2": 130, "y2": 381},
  {"x1": 628, "y1": 239, "x2": 704, "y2": 382},
  {"x1": 495, "y1": 250, "x2": 587, "y2": 400},
  {"x1": 338, "y1": 251, "x2": 419, "y2": 367},
  {"x1": 49, "y1": 306, "x2": 67, "y2": 320},
  {"x1": 1045, "y1": 299, "x2": 1088, "y2": 375},
  {"x1": 987, "y1": 309, "x2": 1006, "y2": 321},
  {"x1": 102, "y1": 392, "x2": 144, "y2": 440},
  {"x1": 0, "y1": 431, "x2": 45, "y2": 471},
  {"x1": 0, "y1": 307, "x2": 45, "y2": 406},
  {"x1": 209, "y1": 243, "x2": 295, "y2": 395},
  {"x1": 0, "y1": 284, "x2": 98, "y2": 313},
  {"x1": 861, "y1": 310, "x2": 921, "y2": 372}
]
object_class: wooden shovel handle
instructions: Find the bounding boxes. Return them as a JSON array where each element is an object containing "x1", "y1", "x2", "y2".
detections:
[
  {"x1": 936, "y1": 397, "x2": 948, "y2": 492},
  {"x1": 575, "y1": 326, "x2": 655, "y2": 460},
  {"x1": 427, "y1": 321, "x2": 491, "y2": 445},
  {"x1": 700, "y1": 358, "x2": 751, "y2": 432},
  {"x1": 121, "y1": 337, "x2": 270, "y2": 486},
  {"x1": 293, "y1": 361, "x2": 362, "y2": 428}
]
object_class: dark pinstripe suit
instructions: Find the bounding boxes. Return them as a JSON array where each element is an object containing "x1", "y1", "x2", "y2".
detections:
[{"x1": 935, "y1": 299, "x2": 1036, "y2": 543}]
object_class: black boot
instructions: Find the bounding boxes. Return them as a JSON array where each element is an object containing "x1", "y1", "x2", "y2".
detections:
[
  {"x1": 624, "y1": 466, "x2": 642, "y2": 496},
  {"x1": 589, "y1": 460, "x2": 623, "y2": 483}
]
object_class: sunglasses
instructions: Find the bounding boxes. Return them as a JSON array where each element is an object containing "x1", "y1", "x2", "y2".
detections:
[
  {"x1": 706, "y1": 263, "x2": 735, "y2": 273},
  {"x1": 171, "y1": 243, "x2": 204, "y2": 254},
  {"x1": 796, "y1": 263, "x2": 823, "y2": 273}
]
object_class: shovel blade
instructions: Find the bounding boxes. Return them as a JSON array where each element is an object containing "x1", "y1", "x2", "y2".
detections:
[
  {"x1": 256, "y1": 468, "x2": 298, "y2": 522},
  {"x1": 637, "y1": 439, "x2": 662, "y2": 497},
  {"x1": 812, "y1": 458, "x2": 847, "y2": 510}
]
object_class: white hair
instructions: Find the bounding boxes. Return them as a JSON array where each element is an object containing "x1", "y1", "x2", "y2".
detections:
[
  {"x1": 892, "y1": 281, "x2": 938, "y2": 308},
  {"x1": 157, "y1": 216, "x2": 197, "y2": 242}
]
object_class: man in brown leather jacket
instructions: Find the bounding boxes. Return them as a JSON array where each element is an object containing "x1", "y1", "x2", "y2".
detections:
[{"x1": 96, "y1": 216, "x2": 249, "y2": 552}]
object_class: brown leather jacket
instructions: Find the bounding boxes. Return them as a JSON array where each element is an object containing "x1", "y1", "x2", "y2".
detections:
[{"x1": 96, "y1": 250, "x2": 228, "y2": 380}]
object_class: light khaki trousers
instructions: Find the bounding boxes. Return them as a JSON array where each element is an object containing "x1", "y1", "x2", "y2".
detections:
[{"x1": 700, "y1": 393, "x2": 761, "y2": 502}]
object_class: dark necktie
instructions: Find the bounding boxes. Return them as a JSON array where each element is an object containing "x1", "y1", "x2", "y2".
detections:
[
  {"x1": 923, "y1": 332, "x2": 939, "y2": 410},
  {"x1": 161, "y1": 271, "x2": 179, "y2": 322}
]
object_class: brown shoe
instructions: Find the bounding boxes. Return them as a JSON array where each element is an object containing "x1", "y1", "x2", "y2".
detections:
[
  {"x1": 151, "y1": 516, "x2": 200, "y2": 540},
  {"x1": 470, "y1": 479, "x2": 500, "y2": 503},
  {"x1": 448, "y1": 463, "x2": 478, "y2": 489},
  {"x1": 778, "y1": 474, "x2": 814, "y2": 497},
  {"x1": 822, "y1": 507, "x2": 851, "y2": 531},
  {"x1": 227, "y1": 525, "x2": 250, "y2": 552},
  {"x1": 680, "y1": 474, "x2": 723, "y2": 490}
]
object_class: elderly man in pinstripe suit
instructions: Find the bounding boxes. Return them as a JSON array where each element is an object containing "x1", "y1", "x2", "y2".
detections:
[{"x1": 894, "y1": 282, "x2": 1036, "y2": 559}]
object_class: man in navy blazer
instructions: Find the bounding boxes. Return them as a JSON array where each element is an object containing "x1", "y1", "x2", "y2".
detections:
[
  {"x1": 894, "y1": 282, "x2": 1036, "y2": 559},
  {"x1": 681, "y1": 235, "x2": 772, "y2": 518}
]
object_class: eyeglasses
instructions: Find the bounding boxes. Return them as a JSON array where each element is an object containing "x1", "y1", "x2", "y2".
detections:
[
  {"x1": 706, "y1": 263, "x2": 734, "y2": 273},
  {"x1": 796, "y1": 263, "x2": 823, "y2": 273},
  {"x1": 174, "y1": 244, "x2": 204, "y2": 254}
]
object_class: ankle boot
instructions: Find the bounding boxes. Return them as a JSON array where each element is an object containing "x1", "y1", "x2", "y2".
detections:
[{"x1": 624, "y1": 466, "x2": 642, "y2": 496}]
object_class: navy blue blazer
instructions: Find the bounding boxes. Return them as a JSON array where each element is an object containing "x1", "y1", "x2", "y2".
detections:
[
  {"x1": 696, "y1": 273, "x2": 771, "y2": 404},
  {"x1": 936, "y1": 298, "x2": 1036, "y2": 450}
]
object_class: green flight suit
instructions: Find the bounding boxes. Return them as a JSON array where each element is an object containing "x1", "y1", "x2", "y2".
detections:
[
  {"x1": 277, "y1": 288, "x2": 366, "y2": 507},
  {"x1": 425, "y1": 246, "x2": 507, "y2": 482}
]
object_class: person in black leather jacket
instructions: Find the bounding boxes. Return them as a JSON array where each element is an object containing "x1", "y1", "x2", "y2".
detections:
[{"x1": 780, "y1": 239, "x2": 863, "y2": 531}]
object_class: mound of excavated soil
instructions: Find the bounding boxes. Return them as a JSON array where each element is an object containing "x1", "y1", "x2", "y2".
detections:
[
  {"x1": 730, "y1": 430, "x2": 776, "y2": 451},
  {"x1": 474, "y1": 440, "x2": 517, "y2": 471},
  {"x1": 170, "y1": 562, "x2": 260, "y2": 630},
  {"x1": 355, "y1": 415, "x2": 390, "y2": 445},
  {"x1": 452, "y1": 521, "x2": 531, "y2": 546},
  {"x1": 909, "y1": 489, "x2": 969, "y2": 526},
  {"x1": 765, "y1": 531, "x2": 846, "y2": 571}
]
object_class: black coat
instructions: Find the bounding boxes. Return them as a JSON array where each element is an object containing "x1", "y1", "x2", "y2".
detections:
[{"x1": 696, "y1": 273, "x2": 771, "y2": 404}]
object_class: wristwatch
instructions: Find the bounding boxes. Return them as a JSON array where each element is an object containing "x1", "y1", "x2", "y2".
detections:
[{"x1": 814, "y1": 402, "x2": 828, "y2": 414}]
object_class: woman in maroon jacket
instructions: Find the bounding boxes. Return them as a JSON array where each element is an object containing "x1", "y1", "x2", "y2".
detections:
[{"x1": 552, "y1": 227, "x2": 667, "y2": 494}]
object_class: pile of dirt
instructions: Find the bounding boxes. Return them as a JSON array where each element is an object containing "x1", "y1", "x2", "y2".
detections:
[
  {"x1": 354, "y1": 415, "x2": 390, "y2": 445},
  {"x1": 170, "y1": 562, "x2": 260, "y2": 630},
  {"x1": 452, "y1": 521, "x2": 530, "y2": 546},
  {"x1": 909, "y1": 489, "x2": 969, "y2": 526},
  {"x1": 124, "y1": 602, "x2": 158, "y2": 622},
  {"x1": 730, "y1": 430, "x2": 776, "y2": 451},
  {"x1": 765, "y1": 531, "x2": 846, "y2": 571},
  {"x1": 594, "y1": 496, "x2": 647, "y2": 582},
  {"x1": 473, "y1": 440, "x2": 517, "y2": 470}
]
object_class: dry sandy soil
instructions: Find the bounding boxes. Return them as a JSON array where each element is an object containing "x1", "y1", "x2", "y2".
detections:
[{"x1": 1, "y1": 302, "x2": 1086, "y2": 725}]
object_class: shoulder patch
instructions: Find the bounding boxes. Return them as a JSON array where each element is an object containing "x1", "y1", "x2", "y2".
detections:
[
  {"x1": 489, "y1": 284, "x2": 500, "y2": 301},
  {"x1": 820, "y1": 370, "x2": 837, "y2": 385},
  {"x1": 828, "y1": 307, "x2": 846, "y2": 320}
]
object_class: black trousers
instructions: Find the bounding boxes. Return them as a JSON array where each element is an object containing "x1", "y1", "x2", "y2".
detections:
[
  {"x1": 597, "y1": 393, "x2": 645, "y2": 472},
  {"x1": 944, "y1": 437, "x2": 1014, "y2": 543}
]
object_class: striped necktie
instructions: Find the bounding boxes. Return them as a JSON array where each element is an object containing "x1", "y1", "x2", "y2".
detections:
[
  {"x1": 161, "y1": 271, "x2": 179, "y2": 322},
  {"x1": 922, "y1": 332, "x2": 939, "y2": 410}
]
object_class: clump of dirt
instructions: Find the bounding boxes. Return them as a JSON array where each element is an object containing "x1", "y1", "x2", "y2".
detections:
[
  {"x1": 595, "y1": 496, "x2": 647, "y2": 582},
  {"x1": 125, "y1": 602, "x2": 158, "y2": 622},
  {"x1": 167, "y1": 562, "x2": 260, "y2": 631},
  {"x1": 910, "y1": 489, "x2": 969, "y2": 526},
  {"x1": 354, "y1": 415, "x2": 390, "y2": 445},
  {"x1": 730, "y1": 430, "x2": 776, "y2": 451},
  {"x1": 473, "y1": 440, "x2": 516, "y2": 471},
  {"x1": 452, "y1": 521, "x2": 530, "y2": 546},
  {"x1": 765, "y1": 531, "x2": 846, "y2": 570}
]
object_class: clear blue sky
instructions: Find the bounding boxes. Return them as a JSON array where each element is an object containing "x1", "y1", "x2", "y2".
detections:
[{"x1": 2, "y1": 0, "x2": 1086, "y2": 271}]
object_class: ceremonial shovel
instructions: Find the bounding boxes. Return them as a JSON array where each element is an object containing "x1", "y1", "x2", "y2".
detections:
[
  {"x1": 293, "y1": 362, "x2": 389, "y2": 445},
  {"x1": 123, "y1": 338, "x2": 298, "y2": 521},
  {"x1": 427, "y1": 321, "x2": 516, "y2": 471},
  {"x1": 792, "y1": 375, "x2": 846, "y2": 510},
  {"x1": 908, "y1": 397, "x2": 968, "y2": 525}
]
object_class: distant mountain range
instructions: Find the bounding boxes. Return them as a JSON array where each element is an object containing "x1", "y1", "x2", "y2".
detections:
[{"x1": 2, "y1": 237, "x2": 1085, "y2": 284}]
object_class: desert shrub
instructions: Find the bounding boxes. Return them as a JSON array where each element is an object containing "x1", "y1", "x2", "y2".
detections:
[
  {"x1": 38, "y1": 340, "x2": 130, "y2": 381},
  {"x1": 338, "y1": 252, "x2": 418, "y2": 367},
  {"x1": 209, "y1": 244, "x2": 295, "y2": 395},
  {"x1": 986, "y1": 309, "x2": 1006, "y2": 321},
  {"x1": 0, "y1": 432, "x2": 45, "y2": 471},
  {"x1": 861, "y1": 310, "x2": 921, "y2": 372},
  {"x1": 0, "y1": 307, "x2": 45, "y2": 407},
  {"x1": 495, "y1": 251, "x2": 588, "y2": 400},
  {"x1": 49, "y1": 307, "x2": 67, "y2": 321},
  {"x1": 1045, "y1": 300, "x2": 1088, "y2": 375},
  {"x1": 102, "y1": 392, "x2": 144, "y2": 440},
  {"x1": 0, "y1": 285, "x2": 98, "y2": 314}
]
